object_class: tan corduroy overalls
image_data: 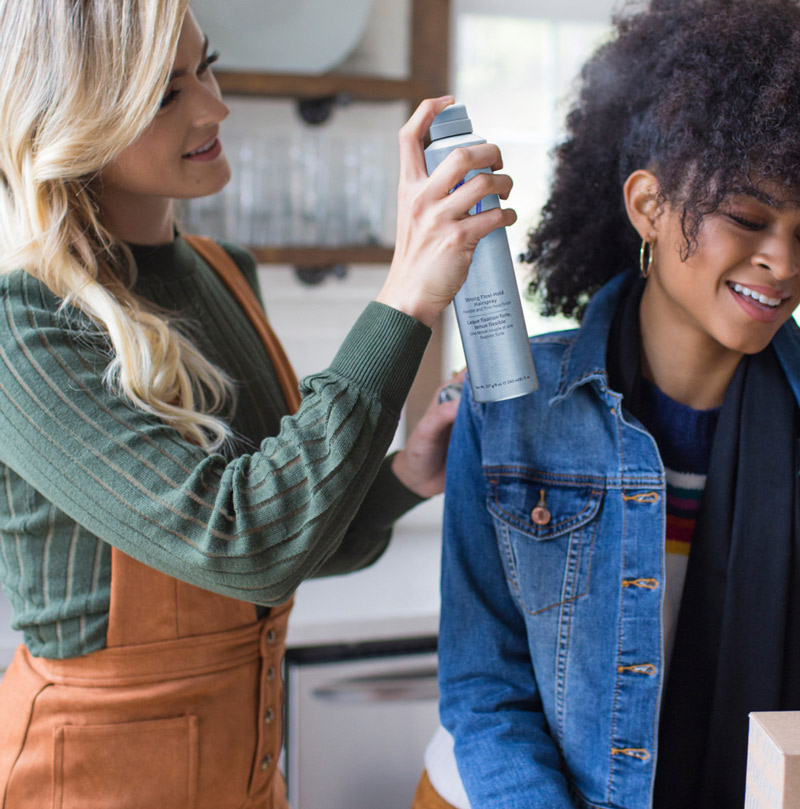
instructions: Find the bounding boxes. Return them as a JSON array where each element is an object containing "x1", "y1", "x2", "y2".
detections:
[
  {"x1": 410, "y1": 770, "x2": 461, "y2": 809},
  {"x1": 0, "y1": 236, "x2": 300, "y2": 809}
]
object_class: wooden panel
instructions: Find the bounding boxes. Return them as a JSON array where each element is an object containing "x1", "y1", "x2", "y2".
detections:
[
  {"x1": 403, "y1": 0, "x2": 451, "y2": 433},
  {"x1": 216, "y1": 71, "x2": 423, "y2": 102},
  {"x1": 403, "y1": 314, "x2": 447, "y2": 436},
  {"x1": 409, "y1": 0, "x2": 451, "y2": 106},
  {"x1": 249, "y1": 246, "x2": 394, "y2": 267}
]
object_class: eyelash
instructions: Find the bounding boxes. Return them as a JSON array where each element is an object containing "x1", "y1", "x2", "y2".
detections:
[
  {"x1": 201, "y1": 50, "x2": 221, "y2": 74},
  {"x1": 160, "y1": 50, "x2": 221, "y2": 109},
  {"x1": 727, "y1": 213, "x2": 764, "y2": 231}
]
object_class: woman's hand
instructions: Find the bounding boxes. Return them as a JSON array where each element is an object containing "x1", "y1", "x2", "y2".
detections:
[
  {"x1": 391, "y1": 370, "x2": 466, "y2": 498},
  {"x1": 376, "y1": 97, "x2": 517, "y2": 327}
]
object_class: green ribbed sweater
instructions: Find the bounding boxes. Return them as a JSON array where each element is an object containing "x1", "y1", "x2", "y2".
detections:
[{"x1": 0, "y1": 236, "x2": 430, "y2": 659}]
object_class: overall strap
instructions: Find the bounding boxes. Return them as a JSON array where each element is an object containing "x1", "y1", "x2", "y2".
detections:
[
  {"x1": 184, "y1": 235, "x2": 301, "y2": 414},
  {"x1": 107, "y1": 236, "x2": 303, "y2": 648}
]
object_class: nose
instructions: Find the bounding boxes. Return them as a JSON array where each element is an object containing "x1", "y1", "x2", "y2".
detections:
[
  {"x1": 752, "y1": 234, "x2": 800, "y2": 280},
  {"x1": 191, "y1": 75, "x2": 229, "y2": 128}
]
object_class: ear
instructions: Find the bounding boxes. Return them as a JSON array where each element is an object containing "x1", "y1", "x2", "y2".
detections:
[{"x1": 623, "y1": 169, "x2": 661, "y2": 242}]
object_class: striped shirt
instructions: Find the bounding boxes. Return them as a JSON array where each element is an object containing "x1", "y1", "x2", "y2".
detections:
[
  {"x1": 665, "y1": 469, "x2": 706, "y2": 557},
  {"x1": 0, "y1": 236, "x2": 429, "y2": 658}
]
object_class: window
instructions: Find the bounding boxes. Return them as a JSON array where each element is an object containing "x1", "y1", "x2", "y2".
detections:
[{"x1": 446, "y1": 1, "x2": 613, "y2": 370}]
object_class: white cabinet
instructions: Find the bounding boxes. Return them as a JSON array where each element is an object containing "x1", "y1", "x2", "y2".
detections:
[{"x1": 285, "y1": 645, "x2": 438, "y2": 809}]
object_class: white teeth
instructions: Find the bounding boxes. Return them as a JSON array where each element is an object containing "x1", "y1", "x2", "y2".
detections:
[
  {"x1": 732, "y1": 283, "x2": 781, "y2": 307},
  {"x1": 186, "y1": 139, "x2": 215, "y2": 156}
]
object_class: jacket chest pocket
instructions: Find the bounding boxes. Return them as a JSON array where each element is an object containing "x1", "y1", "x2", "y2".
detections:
[{"x1": 487, "y1": 475, "x2": 603, "y2": 616}]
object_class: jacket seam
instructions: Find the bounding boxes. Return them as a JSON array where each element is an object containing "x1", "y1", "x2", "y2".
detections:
[
  {"x1": 500, "y1": 514, "x2": 598, "y2": 618},
  {"x1": 554, "y1": 568, "x2": 575, "y2": 746},
  {"x1": 608, "y1": 406, "x2": 625, "y2": 800},
  {"x1": 483, "y1": 467, "x2": 661, "y2": 488}
]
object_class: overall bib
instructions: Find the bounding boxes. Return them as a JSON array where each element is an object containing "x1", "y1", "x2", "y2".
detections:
[{"x1": 0, "y1": 236, "x2": 300, "y2": 809}]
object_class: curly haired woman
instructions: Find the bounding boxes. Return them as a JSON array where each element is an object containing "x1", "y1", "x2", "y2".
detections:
[{"x1": 417, "y1": 0, "x2": 800, "y2": 807}]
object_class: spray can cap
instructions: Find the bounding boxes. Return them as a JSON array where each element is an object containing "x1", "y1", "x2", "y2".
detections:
[{"x1": 429, "y1": 103, "x2": 473, "y2": 141}]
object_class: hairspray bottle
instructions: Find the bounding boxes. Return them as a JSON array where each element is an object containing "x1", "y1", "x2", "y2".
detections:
[{"x1": 425, "y1": 104, "x2": 537, "y2": 402}]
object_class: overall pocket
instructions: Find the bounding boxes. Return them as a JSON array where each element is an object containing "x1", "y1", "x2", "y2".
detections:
[
  {"x1": 52, "y1": 715, "x2": 198, "y2": 809},
  {"x1": 487, "y1": 473, "x2": 604, "y2": 615}
]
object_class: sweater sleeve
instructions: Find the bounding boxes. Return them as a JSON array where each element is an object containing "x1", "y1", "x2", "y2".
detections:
[
  {"x1": 215, "y1": 240, "x2": 427, "y2": 577},
  {"x1": 0, "y1": 270, "x2": 430, "y2": 605},
  {"x1": 312, "y1": 452, "x2": 425, "y2": 577},
  {"x1": 212, "y1": 240, "x2": 426, "y2": 578}
]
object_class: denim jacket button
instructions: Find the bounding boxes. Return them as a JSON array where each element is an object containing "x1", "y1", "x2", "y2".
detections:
[{"x1": 531, "y1": 506, "x2": 552, "y2": 526}]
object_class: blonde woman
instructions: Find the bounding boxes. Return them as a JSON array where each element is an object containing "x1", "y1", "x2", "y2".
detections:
[{"x1": 0, "y1": 2, "x2": 515, "y2": 807}]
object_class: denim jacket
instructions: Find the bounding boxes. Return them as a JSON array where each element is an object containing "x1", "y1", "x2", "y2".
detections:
[{"x1": 438, "y1": 272, "x2": 800, "y2": 809}]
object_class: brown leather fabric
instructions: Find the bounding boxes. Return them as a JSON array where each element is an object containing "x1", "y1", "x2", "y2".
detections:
[
  {"x1": 410, "y1": 770, "x2": 462, "y2": 809},
  {"x1": 0, "y1": 240, "x2": 301, "y2": 808}
]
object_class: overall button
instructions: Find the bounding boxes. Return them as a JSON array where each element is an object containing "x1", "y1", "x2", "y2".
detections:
[
  {"x1": 266, "y1": 629, "x2": 276, "y2": 644},
  {"x1": 260, "y1": 754, "x2": 274, "y2": 770},
  {"x1": 264, "y1": 707, "x2": 275, "y2": 724},
  {"x1": 266, "y1": 665, "x2": 276, "y2": 681}
]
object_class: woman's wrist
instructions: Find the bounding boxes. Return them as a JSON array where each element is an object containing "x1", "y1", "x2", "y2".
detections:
[{"x1": 375, "y1": 284, "x2": 439, "y2": 328}]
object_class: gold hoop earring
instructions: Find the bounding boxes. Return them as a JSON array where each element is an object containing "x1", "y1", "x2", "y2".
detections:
[{"x1": 640, "y1": 240, "x2": 655, "y2": 279}]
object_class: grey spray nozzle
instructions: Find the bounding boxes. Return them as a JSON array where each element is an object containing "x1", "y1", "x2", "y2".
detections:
[{"x1": 429, "y1": 103, "x2": 473, "y2": 141}]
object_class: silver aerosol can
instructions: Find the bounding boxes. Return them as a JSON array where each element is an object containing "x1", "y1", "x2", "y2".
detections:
[{"x1": 425, "y1": 103, "x2": 537, "y2": 402}]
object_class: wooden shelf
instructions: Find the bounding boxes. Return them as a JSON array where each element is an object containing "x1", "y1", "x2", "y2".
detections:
[
  {"x1": 223, "y1": 0, "x2": 451, "y2": 431},
  {"x1": 214, "y1": 0, "x2": 449, "y2": 113},
  {"x1": 249, "y1": 245, "x2": 393, "y2": 267},
  {"x1": 216, "y1": 71, "x2": 424, "y2": 104}
]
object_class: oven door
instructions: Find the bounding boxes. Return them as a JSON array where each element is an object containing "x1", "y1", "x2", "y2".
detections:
[{"x1": 284, "y1": 638, "x2": 439, "y2": 809}]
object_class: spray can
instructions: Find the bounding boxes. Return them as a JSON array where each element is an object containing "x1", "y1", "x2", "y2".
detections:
[{"x1": 425, "y1": 103, "x2": 537, "y2": 402}]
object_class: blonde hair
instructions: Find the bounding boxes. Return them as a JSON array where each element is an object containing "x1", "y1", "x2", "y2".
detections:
[{"x1": 0, "y1": 0, "x2": 234, "y2": 451}]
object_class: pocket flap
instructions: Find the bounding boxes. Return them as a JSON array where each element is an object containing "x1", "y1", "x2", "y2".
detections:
[{"x1": 486, "y1": 472, "x2": 603, "y2": 540}]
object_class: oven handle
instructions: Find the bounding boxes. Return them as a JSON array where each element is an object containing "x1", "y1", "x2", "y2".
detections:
[{"x1": 311, "y1": 666, "x2": 439, "y2": 703}]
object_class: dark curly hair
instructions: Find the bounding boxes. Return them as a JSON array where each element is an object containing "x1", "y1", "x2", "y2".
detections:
[{"x1": 523, "y1": 0, "x2": 800, "y2": 320}]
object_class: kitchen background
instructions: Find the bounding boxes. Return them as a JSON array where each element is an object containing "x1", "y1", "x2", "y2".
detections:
[{"x1": 0, "y1": 0, "x2": 622, "y2": 806}]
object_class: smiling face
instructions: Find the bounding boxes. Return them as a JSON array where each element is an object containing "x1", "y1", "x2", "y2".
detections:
[
  {"x1": 626, "y1": 170, "x2": 800, "y2": 407},
  {"x1": 647, "y1": 188, "x2": 800, "y2": 358},
  {"x1": 95, "y1": 10, "x2": 231, "y2": 243}
]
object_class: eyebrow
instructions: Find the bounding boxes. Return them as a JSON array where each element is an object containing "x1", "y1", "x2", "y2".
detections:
[
  {"x1": 723, "y1": 188, "x2": 791, "y2": 212},
  {"x1": 168, "y1": 35, "x2": 209, "y2": 82}
]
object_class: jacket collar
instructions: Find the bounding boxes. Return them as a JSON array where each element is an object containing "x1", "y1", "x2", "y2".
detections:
[
  {"x1": 554, "y1": 269, "x2": 800, "y2": 408},
  {"x1": 553, "y1": 271, "x2": 635, "y2": 402}
]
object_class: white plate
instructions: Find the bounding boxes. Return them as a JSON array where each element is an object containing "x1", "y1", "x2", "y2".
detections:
[{"x1": 192, "y1": 0, "x2": 373, "y2": 74}]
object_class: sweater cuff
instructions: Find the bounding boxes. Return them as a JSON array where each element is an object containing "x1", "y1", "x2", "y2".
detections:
[
  {"x1": 359, "y1": 453, "x2": 427, "y2": 529},
  {"x1": 311, "y1": 456, "x2": 426, "y2": 579},
  {"x1": 329, "y1": 301, "x2": 431, "y2": 415}
]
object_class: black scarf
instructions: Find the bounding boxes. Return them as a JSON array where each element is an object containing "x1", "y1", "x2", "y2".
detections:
[{"x1": 606, "y1": 276, "x2": 800, "y2": 808}]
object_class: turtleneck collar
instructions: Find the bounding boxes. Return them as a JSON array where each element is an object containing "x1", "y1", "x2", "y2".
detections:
[{"x1": 126, "y1": 232, "x2": 203, "y2": 285}]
